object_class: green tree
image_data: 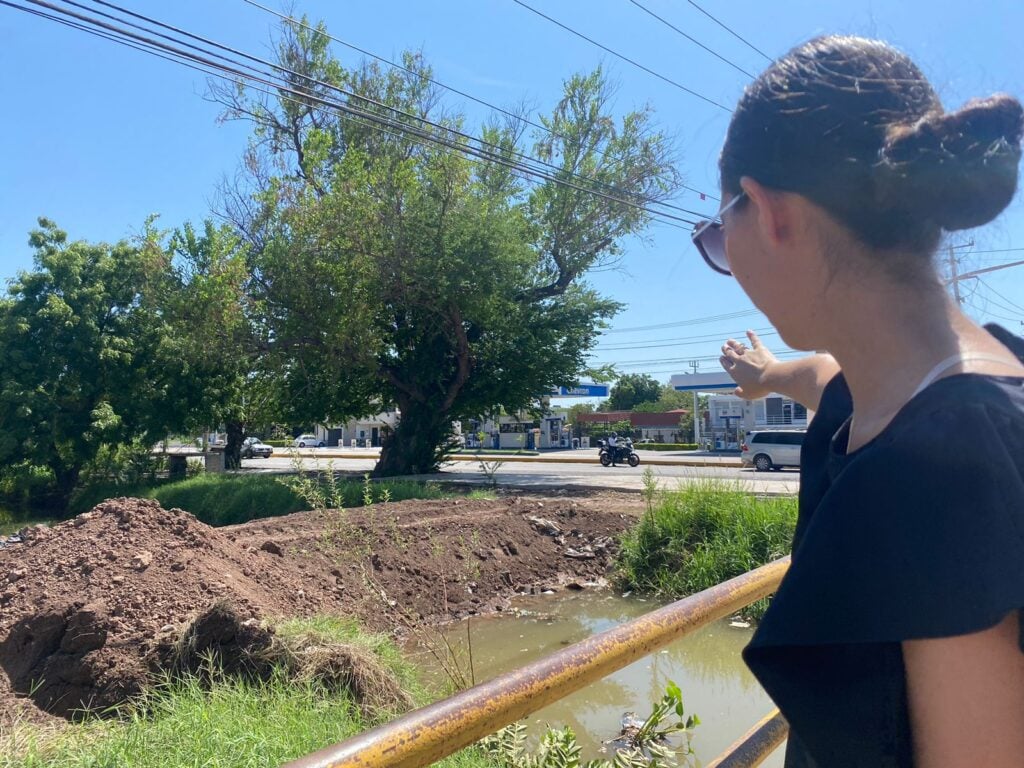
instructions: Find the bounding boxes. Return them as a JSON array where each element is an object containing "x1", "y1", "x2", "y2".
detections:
[
  {"x1": 0, "y1": 220, "x2": 191, "y2": 508},
  {"x1": 632, "y1": 385, "x2": 692, "y2": 412},
  {"x1": 213, "y1": 19, "x2": 679, "y2": 476},
  {"x1": 160, "y1": 221, "x2": 280, "y2": 468},
  {"x1": 604, "y1": 373, "x2": 663, "y2": 412},
  {"x1": 565, "y1": 402, "x2": 595, "y2": 425}
]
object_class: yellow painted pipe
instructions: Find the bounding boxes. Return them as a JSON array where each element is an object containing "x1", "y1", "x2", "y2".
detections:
[
  {"x1": 284, "y1": 557, "x2": 790, "y2": 768},
  {"x1": 705, "y1": 709, "x2": 789, "y2": 768}
]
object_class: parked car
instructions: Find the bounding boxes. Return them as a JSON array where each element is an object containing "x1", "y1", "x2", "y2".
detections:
[
  {"x1": 240, "y1": 436, "x2": 273, "y2": 459},
  {"x1": 636, "y1": 437, "x2": 656, "y2": 444},
  {"x1": 292, "y1": 434, "x2": 325, "y2": 448},
  {"x1": 741, "y1": 430, "x2": 806, "y2": 472}
]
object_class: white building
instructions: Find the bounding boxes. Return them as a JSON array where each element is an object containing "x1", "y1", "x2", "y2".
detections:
[
  {"x1": 314, "y1": 411, "x2": 399, "y2": 448},
  {"x1": 669, "y1": 371, "x2": 809, "y2": 450}
]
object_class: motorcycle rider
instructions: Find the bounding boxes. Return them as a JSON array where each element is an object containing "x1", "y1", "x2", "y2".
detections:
[{"x1": 606, "y1": 431, "x2": 620, "y2": 466}]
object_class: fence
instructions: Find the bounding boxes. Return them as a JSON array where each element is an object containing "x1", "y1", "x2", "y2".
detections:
[{"x1": 285, "y1": 557, "x2": 791, "y2": 768}]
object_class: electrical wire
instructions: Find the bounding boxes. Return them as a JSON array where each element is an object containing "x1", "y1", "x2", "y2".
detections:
[
  {"x1": 8, "y1": 0, "x2": 702, "y2": 230},
  {"x1": 606, "y1": 349, "x2": 804, "y2": 372},
  {"x1": 966, "y1": 299, "x2": 1021, "y2": 325},
  {"x1": 970, "y1": 284, "x2": 1024, "y2": 320},
  {"x1": 510, "y1": 0, "x2": 732, "y2": 112},
  {"x1": 627, "y1": 0, "x2": 755, "y2": 78},
  {"x1": 603, "y1": 308, "x2": 763, "y2": 334},
  {"x1": 976, "y1": 277, "x2": 1024, "y2": 315},
  {"x1": 684, "y1": 0, "x2": 772, "y2": 63},
  {"x1": 597, "y1": 326, "x2": 776, "y2": 350},
  {"x1": 78, "y1": 0, "x2": 709, "y2": 224},
  {"x1": 240, "y1": 0, "x2": 721, "y2": 205}
]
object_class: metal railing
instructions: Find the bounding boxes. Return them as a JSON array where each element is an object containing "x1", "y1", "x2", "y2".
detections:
[{"x1": 285, "y1": 557, "x2": 791, "y2": 768}]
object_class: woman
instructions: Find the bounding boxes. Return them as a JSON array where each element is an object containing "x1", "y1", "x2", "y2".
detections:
[{"x1": 693, "y1": 36, "x2": 1024, "y2": 767}]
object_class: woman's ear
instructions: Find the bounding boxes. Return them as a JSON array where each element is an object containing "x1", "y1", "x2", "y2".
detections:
[{"x1": 740, "y1": 176, "x2": 798, "y2": 248}]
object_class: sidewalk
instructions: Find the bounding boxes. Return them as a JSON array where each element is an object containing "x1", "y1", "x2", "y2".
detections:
[{"x1": 293, "y1": 447, "x2": 745, "y2": 468}]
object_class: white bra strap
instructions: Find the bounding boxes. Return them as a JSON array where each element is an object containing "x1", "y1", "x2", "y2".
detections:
[{"x1": 910, "y1": 352, "x2": 1022, "y2": 399}]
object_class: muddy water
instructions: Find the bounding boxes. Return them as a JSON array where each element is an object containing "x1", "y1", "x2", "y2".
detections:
[{"x1": 425, "y1": 591, "x2": 784, "y2": 767}]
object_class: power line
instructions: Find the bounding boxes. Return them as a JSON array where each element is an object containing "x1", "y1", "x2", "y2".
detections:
[
  {"x1": 80, "y1": 0, "x2": 709, "y2": 225},
  {"x1": 975, "y1": 278, "x2": 1024, "y2": 316},
  {"x1": 510, "y1": 0, "x2": 732, "y2": 112},
  {"x1": 684, "y1": 0, "x2": 772, "y2": 63},
  {"x1": 627, "y1": 0, "x2": 755, "y2": 78},
  {"x1": 598, "y1": 326, "x2": 776, "y2": 350},
  {"x1": 604, "y1": 309, "x2": 762, "y2": 334},
  {"x1": 241, "y1": 0, "x2": 720, "y2": 205},
  {"x1": 606, "y1": 349, "x2": 804, "y2": 371},
  {"x1": 966, "y1": 298, "x2": 1021, "y2": 325},
  {"x1": 10, "y1": 0, "x2": 701, "y2": 231}
]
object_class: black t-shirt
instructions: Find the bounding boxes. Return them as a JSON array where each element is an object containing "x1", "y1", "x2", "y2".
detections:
[{"x1": 744, "y1": 326, "x2": 1024, "y2": 767}]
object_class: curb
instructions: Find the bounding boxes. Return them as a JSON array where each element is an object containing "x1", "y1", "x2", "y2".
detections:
[{"x1": 289, "y1": 451, "x2": 744, "y2": 469}]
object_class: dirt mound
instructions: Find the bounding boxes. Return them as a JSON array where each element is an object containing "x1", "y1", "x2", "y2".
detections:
[
  {"x1": 0, "y1": 494, "x2": 635, "y2": 722},
  {"x1": 149, "y1": 601, "x2": 413, "y2": 718}
]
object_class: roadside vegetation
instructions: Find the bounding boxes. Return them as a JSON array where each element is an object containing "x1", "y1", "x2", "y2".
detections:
[
  {"x1": 1, "y1": 616, "x2": 496, "y2": 768},
  {"x1": 2, "y1": 610, "x2": 698, "y2": 768},
  {"x1": 50, "y1": 472, "x2": 483, "y2": 527},
  {"x1": 617, "y1": 475, "x2": 797, "y2": 620}
]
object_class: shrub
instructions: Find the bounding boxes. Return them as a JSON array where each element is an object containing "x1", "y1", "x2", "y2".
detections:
[
  {"x1": 151, "y1": 475, "x2": 306, "y2": 526},
  {"x1": 617, "y1": 479, "x2": 797, "y2": 620}
]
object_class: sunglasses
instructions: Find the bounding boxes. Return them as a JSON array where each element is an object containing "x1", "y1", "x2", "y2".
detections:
[{"x1": 691, "y1": 191, "x2": 746, "y2": 276}]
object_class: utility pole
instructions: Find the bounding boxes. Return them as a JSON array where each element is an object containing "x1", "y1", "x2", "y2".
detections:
[
  {"x1": 947, "y1": 244, "x2": 963, "y2": 305},
  {"x1": 943, "y1": 239, "x2": 1024, "y2": 309},
  {"x1": 688, "y1": 360, "x2": 700, "y2": 447}
]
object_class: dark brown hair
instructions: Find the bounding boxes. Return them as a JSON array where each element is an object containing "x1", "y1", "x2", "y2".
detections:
[{"x1": 720, "y1": 35, "x2": 1023, "y2": 256}]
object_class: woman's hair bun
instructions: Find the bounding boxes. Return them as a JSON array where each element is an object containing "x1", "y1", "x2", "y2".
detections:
[{"x1": 881, "y1": 94, "x2": 1023, "y2": 232}]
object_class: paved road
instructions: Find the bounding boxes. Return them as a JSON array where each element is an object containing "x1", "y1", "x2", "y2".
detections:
[{"x1": 241, "y1": 453, "x2": 800, "y2": 495}]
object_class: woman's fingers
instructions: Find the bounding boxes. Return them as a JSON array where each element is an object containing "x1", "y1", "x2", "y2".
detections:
[{"x1": 746, "y1": 329, "x2": 762, "y2": 349}]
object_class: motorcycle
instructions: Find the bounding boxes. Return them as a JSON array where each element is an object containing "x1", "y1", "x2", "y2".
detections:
[{"x1": 597, "y1": 438, "x2": 641, "y2": 468}]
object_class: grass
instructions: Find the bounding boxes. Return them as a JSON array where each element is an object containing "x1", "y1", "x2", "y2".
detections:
[
  {"x1": 616, "y1": 479, "x2": 797, "y2": 620},
  {"x1": 151, "y1": 474, "x2": 308, "y2": 526},
  {"x1": 54, "y1": 473, "x2": 463, "y2": 527},
  {"x1": 1, "y1": 617, "x2": 497, "y2": 768}
]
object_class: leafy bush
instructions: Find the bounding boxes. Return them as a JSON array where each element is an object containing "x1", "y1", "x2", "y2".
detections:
[
  {"x1": 617, "y1": 479, "x2": 797, "y2": 620},
  {"x1": 483, "y1": 682, "x2": 697, "y2": 768},
  {"x1": 0, "y1": 462, "x2": 59, "y2": 518},
  {"x1": 151, "y1": 474, "x2": 306, "y2": 526}
]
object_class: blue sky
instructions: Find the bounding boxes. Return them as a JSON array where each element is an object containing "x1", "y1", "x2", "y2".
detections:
[{"x1": 2, "y1": 0, "x2": 1023, "y2": 390}]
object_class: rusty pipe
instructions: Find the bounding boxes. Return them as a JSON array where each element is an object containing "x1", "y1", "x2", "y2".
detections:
[
  {"x1": 704, "y1": 709, "x2": 789, "y2": 768},
  {"x1": 284, "y1": 556, "x2": 790, "y2": 768}
]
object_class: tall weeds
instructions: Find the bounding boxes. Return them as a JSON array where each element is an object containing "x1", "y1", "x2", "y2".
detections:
[{"x1": 617, "y1": 479, "x2": 797, "y2": 620}]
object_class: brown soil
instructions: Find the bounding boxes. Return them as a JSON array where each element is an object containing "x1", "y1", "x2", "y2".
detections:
[{"x1": 0, "y1": 492, "x2": 640, "y2": 723}]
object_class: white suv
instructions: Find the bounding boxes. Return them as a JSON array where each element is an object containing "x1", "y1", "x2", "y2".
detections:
[{"x1": 741, "y1": 430, "x2": 806, "y2": 472}]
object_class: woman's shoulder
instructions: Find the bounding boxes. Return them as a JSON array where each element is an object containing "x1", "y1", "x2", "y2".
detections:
[
  {"x1": 877, "y1": 371, "x2": 1024, "y2": 463},
  {"x1": 763, "y1": 379, "x2": 1024, "y2": 649}
]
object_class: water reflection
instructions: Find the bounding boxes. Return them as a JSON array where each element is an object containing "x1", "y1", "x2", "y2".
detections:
[{"x1": 420, "y1": 591, "x2": 784, "y2": 767}]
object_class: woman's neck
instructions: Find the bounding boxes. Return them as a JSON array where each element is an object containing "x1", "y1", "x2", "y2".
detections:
[{"x1": 821, "y1": 274, "x2": 966, "y2": 449}]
